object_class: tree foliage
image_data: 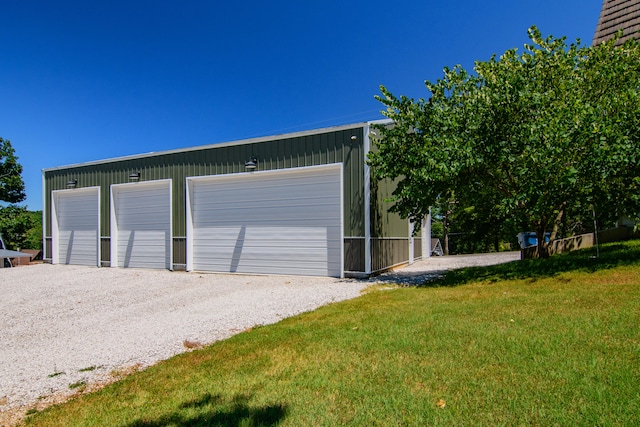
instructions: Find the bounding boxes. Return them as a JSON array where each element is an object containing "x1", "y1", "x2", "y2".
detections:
[
  {"x1": 0, "y1": 137, "x2": 26, "y2": 204},
  {"x1": 369, "y1": 27, "x2": 640, "y2": 257},
  {"x1": 0, "y1": 137, "x2": 37, "y2": 251},
  {"x1": 0, "y1": 207, "x2": 41, "y2": 250}
]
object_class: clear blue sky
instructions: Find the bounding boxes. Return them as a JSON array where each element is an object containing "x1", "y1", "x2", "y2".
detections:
[{"x1": 1, "y1": 1, "x2": 602, "y2": 211}]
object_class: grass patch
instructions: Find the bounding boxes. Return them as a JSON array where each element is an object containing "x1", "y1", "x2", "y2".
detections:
[
  {"x1": 68, "y1": 381, "x2": 87, "y2": 391},
  {"x1": 78, "y1": 366, "x2": 98, "y2": 373},
  {"x1": 437, "y1": 239, "x2": 640, "y2": 287},
  {"x1": 46, "y1": 371, "x2": 64, "y2": 378},
  {"x1": 25, "y1": 241, "x2": 640, "y2": 426}
]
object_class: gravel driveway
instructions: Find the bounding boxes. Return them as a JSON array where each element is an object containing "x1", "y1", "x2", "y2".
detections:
[{"x1": 0, "y1": 252, "x2": 520, "y2": 421}]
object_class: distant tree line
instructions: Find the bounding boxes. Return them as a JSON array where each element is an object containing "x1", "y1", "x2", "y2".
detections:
[{"x1": 0, "y1": 137, "x2": 41, "y2": 250}]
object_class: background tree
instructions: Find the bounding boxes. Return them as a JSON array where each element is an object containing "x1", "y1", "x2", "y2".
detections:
[
  {"x1": 0, "y1": 137, "x2": 26, "y2": 204},
  {"x1": 0, "y1": 206, "x2": 41, "y2": 250},
  {"x1": 23, "y1": 210, "x2": 43, "y2": 250},
  {"x1": 369, "y1": 27, "x2": 640, "y2": 257},
  {"x1": 0, "y1": 137, "x2": 40, "y2": 252}
]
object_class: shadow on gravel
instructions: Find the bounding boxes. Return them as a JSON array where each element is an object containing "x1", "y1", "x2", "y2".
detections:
[
  {"x1": 367, "y1": 270, "x2": 449, "y2": 287},
  {"x1": 126, "y1": 393, "x2": 287, "y2": 427},
  {"x1": 424, "y1": 241, "x2": 640, "y2": 288}
]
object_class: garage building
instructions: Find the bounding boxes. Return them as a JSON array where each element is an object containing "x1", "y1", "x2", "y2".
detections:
[{"x1": 42, "y1": 121, "x2": 431, "y2": 277}]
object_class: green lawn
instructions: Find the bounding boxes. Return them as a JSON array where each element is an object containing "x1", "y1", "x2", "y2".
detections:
[{"x1": 25, "y1": 241, "x2": 640, "y2": 426}]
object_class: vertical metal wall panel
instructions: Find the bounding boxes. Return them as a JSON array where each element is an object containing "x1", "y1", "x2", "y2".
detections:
[
  {"x1": 369, "y1": 174, "x2": 412, "y2": 272},
  {"x1": 371, "y1": 238, "x2": 409, "y2": 272},
  {"x1": 100, "y1": 237, "x2": 111, "y2": 266},
  {"x1": 414, "y1": 238, "x2": 422, "y2": 260},
  {"x1": 173, "y1": 237, "x2": 186, "y2": 267},
  {"x1": 370, "y1": 177, "x2": 409, "y2": 239},
  {"x1": 188, "y1": 165, "x2": 343, "y2": 277},
  {"x1": 344, "y1": 238, "x2": 366, "y2": 272},
  {"x1": 44, "y1": 238, "x2": 52, "y2": 261}
]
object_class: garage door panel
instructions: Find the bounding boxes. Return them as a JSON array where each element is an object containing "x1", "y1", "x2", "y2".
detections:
[
  {"x1": 194, "y1": 227, "x2": 340, "y2": 245},
  {"x1": 194, "y1": 241, "x2": 333, "y2": 257},
  {"x1": 199, "y1": 238, "x2": 341, "y2": 248},
  {"x1": 58, "y1": 230, "x2": 99, "y2": 265},
  {"x1": 189, "y1": 165, "x2": 343, "y2": 277},
  {"x1": 193, "y1": 198, "x2": 339, "y2": 214},
  {"x1": 192, "y1": 173, "x2": 338, "y2": 192},
  {"x1": 202, "y1": 199, "x2": 340, "y2": 211},
  {"x1": 194, "y1": 214, "x2": 340, "y2": 227},
  {"x1": 117, "y1": 232, "x2": 169, "y2": 269},
  {"x1": 117, "y1": 214, "x2": 171, "y2": 229},
  {"x1": 117, "y1": 230, "x2": 169, "y2": 246},
  {"x1": 193, "y1": 182, "x2": 339, "y2": 204},
  {"x1": 193, "y1": 171, "x2": 337, "y2": 189},
  {"x1": 58, "y1": 211, "x2": 98, "y2": 227},
  {"x1": 192, "y1": 256, "x2": 338, "y2": 270},
  {"x1": 58, "y1": 218, "x2": 98, "y2": 231},
  {"x1": 117, "y1": 187, "x2": 166, "y2": 197},
  {"x1": 193, "y1": 203, "x2": 340, "y2": 225},
  {"x1": 195, "y1": 195, "x2": 340, "y2": 213},
  {"x1": 58, "y1": 208, "x2": 94, "y2": 218},
  {"x1": 59, "y1": 230, "x2": 98, "y2": 243},
  {"x1": 112, "y1": 181, "x2": 172, "y2": 269},
  {"x1": 53, "y1": 188, "x2": 100, "y2": 266},
  {"x1": 191, "y1": 261, "x2": 343, "y2": 276},
  {"x1": 116, "y1": 203, "x2": 168, "y2": 218}
]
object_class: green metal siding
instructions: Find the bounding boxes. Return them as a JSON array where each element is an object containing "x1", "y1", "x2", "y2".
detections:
[
  {"x1": 370, "y1": 177, "x2": 408, "y2": 238},
  {"x1": 414, "y1": 237, "x2": 422, "y2": 259},
  {"x1": 369, "y1": 170, "x2": 413, "y2": 273},
  {"x1": 344, "y1": 237, "x2": 366, "y2": 272},
  {"x1": 44, "y1": 126, "x2": 366, "y2": 265},
  {"x1": 371, "y1": 238, "x2": 409, "y2": 272}
]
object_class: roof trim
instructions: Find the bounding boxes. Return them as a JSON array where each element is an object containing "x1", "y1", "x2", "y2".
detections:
[{"x1": 43, "y1": 120, "x2": 392, "y2": 172}]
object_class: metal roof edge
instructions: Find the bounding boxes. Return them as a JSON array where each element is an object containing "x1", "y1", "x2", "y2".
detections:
[
  {"x1": 42, "y1": 121, "x2": 383, "y2": 172},
  {"x1": 367, "y1": 118, "x2": 393, "y2": 126}
]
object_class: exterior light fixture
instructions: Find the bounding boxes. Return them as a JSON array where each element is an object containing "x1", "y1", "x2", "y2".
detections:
[
  {"x1": 245, "y1": 157, "x2": 258, "y2": 171},
  {"x1": 66, "y1": 179, "x2": 78, "y2": 189},
  {"x1": 350, "y1": 135, "x2": 357, "y2": 140},
  {"x1": 129, "y1": 172, "x2": 141, "y2": 182}
]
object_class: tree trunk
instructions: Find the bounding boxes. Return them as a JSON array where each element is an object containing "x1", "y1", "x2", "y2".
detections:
[
  {"x1": 536, "y1": 226, "x2": 549, "y2": 259},
  {"x1": 537, "y1": 205, "x2": 564, "y2": 259},
  {"x1": 443, "y1": 212, "x2": 450, "y2": 256}
]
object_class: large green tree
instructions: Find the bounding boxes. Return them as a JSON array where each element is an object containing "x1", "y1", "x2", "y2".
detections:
[
  {"x1": 0, "y1": 137, "x2": 26, "y2": 204},
  {"x1": 369, "y1": 27, "x2": 640, "y2": 257}
]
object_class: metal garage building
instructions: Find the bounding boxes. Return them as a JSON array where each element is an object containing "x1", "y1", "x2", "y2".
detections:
[{"x1": 42, "y1": 121, "x2": 431, "y2": 277}]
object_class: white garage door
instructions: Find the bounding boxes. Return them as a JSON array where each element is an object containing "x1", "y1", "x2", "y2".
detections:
[
  {"x1": 187, "y1": 164, "x2": 343, "y2": 277},
  {"x1": 111, "y1": 180, "x2": 172, "y2": 269},
  {"x1": 52, "y1": 187, "x2": 100, "y2": 266}
]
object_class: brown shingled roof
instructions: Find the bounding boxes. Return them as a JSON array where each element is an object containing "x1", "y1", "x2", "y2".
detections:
[{"x1": 593, "y1": 0, "x2": 640, "y2": 45}]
